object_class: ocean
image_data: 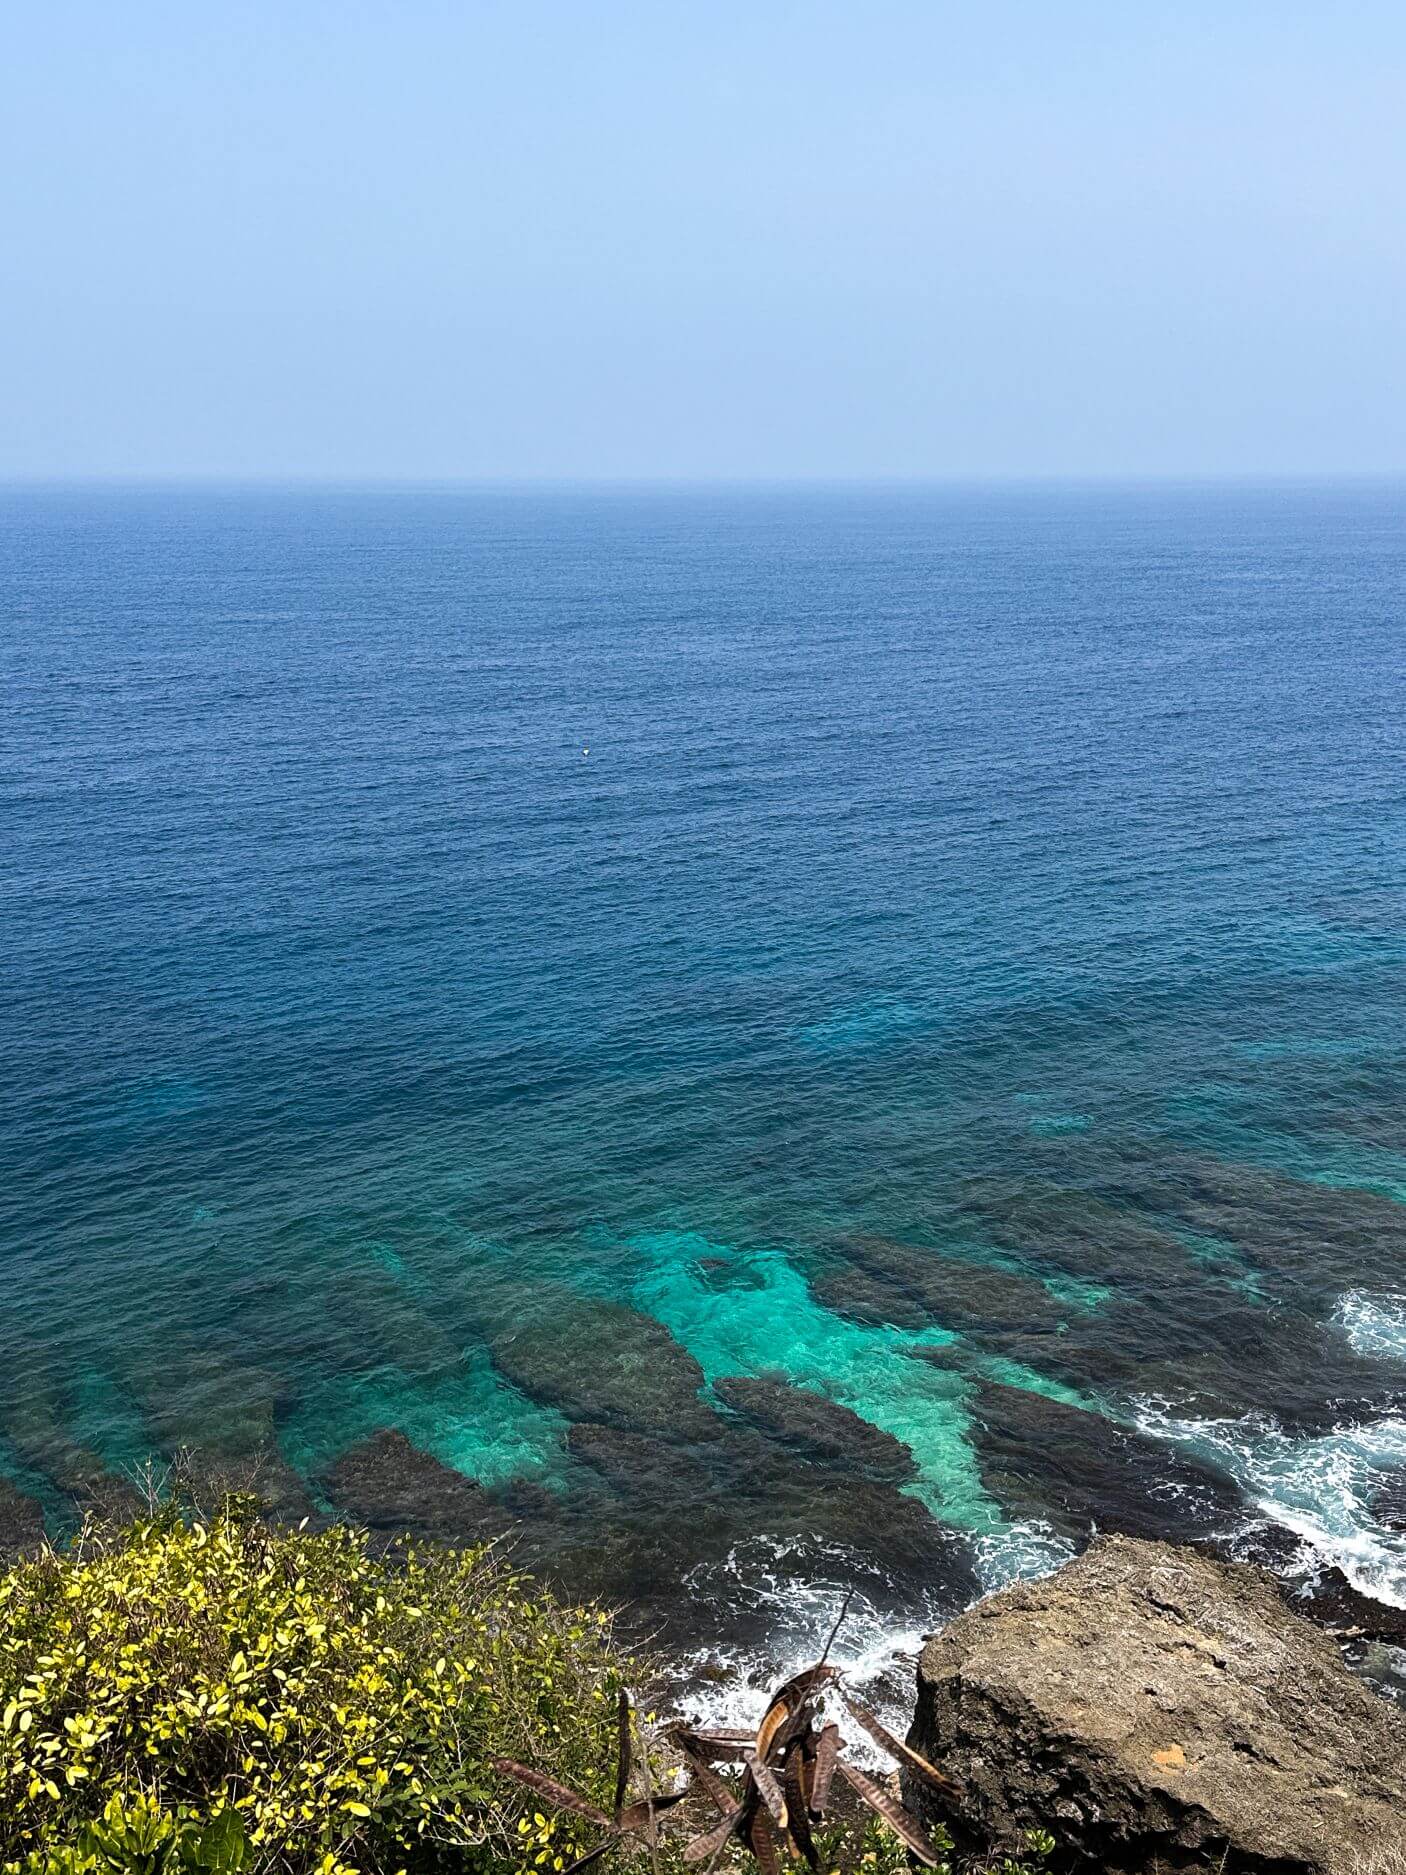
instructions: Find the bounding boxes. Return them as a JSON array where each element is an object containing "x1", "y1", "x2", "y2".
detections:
[{"x1": 4, "y1": 480, "x2": 1406, "y2": 1711}]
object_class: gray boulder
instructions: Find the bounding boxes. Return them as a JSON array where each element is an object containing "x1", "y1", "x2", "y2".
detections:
[{"x1": 906, "y1": 1535, "x2": 1406, "y2": 1874}]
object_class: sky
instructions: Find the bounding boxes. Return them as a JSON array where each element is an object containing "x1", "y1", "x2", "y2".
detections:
[{"x1": 3, "y1": 2, "x2": 1404, "y2": 480}]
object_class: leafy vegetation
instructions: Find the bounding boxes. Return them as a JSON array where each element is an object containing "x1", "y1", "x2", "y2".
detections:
[
  {"x1": 0, "y1": 1496, "x2": 626, "y2": 1874},
  {"x1": 0, "y1": 1495, "x2": 1059, "y2": 1875}
]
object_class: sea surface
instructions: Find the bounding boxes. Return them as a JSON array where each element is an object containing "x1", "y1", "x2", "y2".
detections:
[{"x1": 4, "y1": 481, "x2": 1406, "y2": 1710}]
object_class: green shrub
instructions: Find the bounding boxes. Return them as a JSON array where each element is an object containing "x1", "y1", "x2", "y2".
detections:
[{"x1": 0, "y1": 1497, "x2": 626, "y2": 1874}]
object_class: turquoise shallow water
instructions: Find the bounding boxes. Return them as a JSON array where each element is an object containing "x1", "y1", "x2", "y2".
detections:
[{"x1": 4, "y1": 482, "x2": 1406, "y2": 1670}]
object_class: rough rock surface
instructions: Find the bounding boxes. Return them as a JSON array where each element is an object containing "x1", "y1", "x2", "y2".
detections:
[
  {"x1": 907, "y1": 1535, "x2": 1406, "y2": 1875},
  {"x1": 1291, "y1": 1565, "x2": 1406, "y2": 1649}
]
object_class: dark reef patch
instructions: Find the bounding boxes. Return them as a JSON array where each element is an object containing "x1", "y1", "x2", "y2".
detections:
[
  {"x1": 1115, "y1": 1154, "x2": 1406, "y2": 1302},
  {"x1": 808, "y1": 1265, "x2": 937, "y2": 1332},
  {"x1": 712, "y1": 1374, "x2": 917, "y2": 1484},
  {"x1": 567, "y1": 1421, "x2": 719, "y2": 1500},
  {"x1": 320, "y1": 1430, "x2": 516, "y2": 1547},
  {"x1": 816, "y1": 1237, "x2": 1070, "y2": 1338},
  {"x1": 2, "y1": 1365, "x2": 144, "y2": 1523},
  {"x1": 955, "y1": 1378, "x2": 1250, "y2": 1547},
  {"x1": 941, "y1": 1281, "x2": 1403, "y2": 1437},
  {"x1": 544, "y1": 1397, "x2": 981, "y2": 1647},
  {"x1": 0, "y1": 1478, "x2": 46, "y2": 1559},
  {"x1": 489, "y1": 1300, "x2": 711, "y2": 1436},
  {"x1": 956, "y1": 1176, "x2": 1195, "y2": 1290}
]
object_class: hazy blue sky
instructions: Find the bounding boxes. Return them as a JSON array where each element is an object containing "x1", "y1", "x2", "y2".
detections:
[{"x1": 4, "y1": 2, "x2": 1404, "y2": 479}]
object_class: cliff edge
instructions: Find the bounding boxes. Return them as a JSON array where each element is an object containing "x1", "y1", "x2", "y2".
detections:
[{"x1": 906, "y1": 1534, "x2": 1405, "y2": 1875}]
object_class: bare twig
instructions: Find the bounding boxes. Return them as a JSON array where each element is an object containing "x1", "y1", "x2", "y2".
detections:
[{"x1": 818, "y1": 1588, "x2": 855, "y2": 1666}]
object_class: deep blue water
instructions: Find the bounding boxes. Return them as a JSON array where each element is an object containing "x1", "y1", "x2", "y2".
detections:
[{"x1": 4, "y1": 482, "x2": 1406, "y2": 1686}]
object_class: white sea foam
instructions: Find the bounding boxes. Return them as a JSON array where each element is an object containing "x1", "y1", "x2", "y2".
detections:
[
  {"x1": 666, "y1": 1535, "x2": 933, "y2": 1760},
  {"x1": 972, "y1": 1517, "x2": 1076, "y2": 1591},
  {"x1": 1335, "y1": 1289, "x2": 1406, "y2": 1364},
  {"x1": 1135, "y1": 1401, "x2": 1406, "y2": 1609},
  {"x1": 664, "y1": 1520, "x2": 1071, "y2": 1756}
]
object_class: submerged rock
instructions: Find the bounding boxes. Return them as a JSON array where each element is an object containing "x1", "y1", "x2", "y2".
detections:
[
  {"x1": 1125, "y1": 1154, "x2": 1406, "y2": 1303},
  {"x1": 809, "y1": 1265, "x2": 937, "y2": 1332},
  {"x1": 119, "y1": 1347, "x2": 316, "y2": 1517},
  {"x1": 915, "y1": 1321, "x2": 1158, "y2": 1398},
  {"x1": 572, "y1": 1407, "x2": 962, "y2": 1585},
  {"x1": 818, "y1": 1237, "x2": 1071, "y2": 1337},
  {"x1": 712, "y1": 1375, "x2": 917, "y2": 1484},
  {"x1": 567, "y1": 1422, "x2": 718, "y2": 1499},
  {"x1": 1290, "y1": 1565, "x2": 1406, "y2": 1649},
  {"x1": 489, "y1": 1300, "x2": 710, "y2": 1435},
  {"x1": 126, "y1": 1348, "x2": 294, "y2": 1458},
  {"x1": 320, "y1": 1430, "x2": 513, "y2": 1547},
  {"x1": 175, "y1": 1448, "x2": 313, "y2": 1524},
  {"x1": 957, "y1": 1176, "x2": 1194, "y2": 1289},
  {"x1": 0, "y1": 1478, "x2": 45, "y2": 1558},
  {"x1": 773, "y1": 1474, "x2": 976, "y2": 1598},
  {"x1": 956, "y1": 1379, "x2": 1250, "y2": 1547},
  {"x1": 907, "y1": 1535, "x2": 1406, "y2": 1874},
  {"x1": 709, "y1": 1416, "x2": 983, "y2": 1612},
  {"x1": 954, "y1": 1289, "x2": 1403, "y2": 1438},
  {"x1": 557, "y1": 1405, "x2": 979, "y2": 1642},
  {"x1": 0, "y1": 1365, "x2": 145, "y2": 1524}
]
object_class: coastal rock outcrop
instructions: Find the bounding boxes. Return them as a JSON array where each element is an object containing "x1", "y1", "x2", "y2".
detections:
[
  {"x1": 906, "y1": 1535, "x2": 1406, "y2": 1875},
  {"x1": 1291, "y1": 1564, "x2": 1406, "y2": 1649}
]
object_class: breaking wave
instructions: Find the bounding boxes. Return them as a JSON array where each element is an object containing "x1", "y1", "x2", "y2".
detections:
[
  {"x1": 1336, "y1": 1290, "x2": 1406, "y2": 1365},
  {"x1": 666, "y1": 1520, "x2": 1072, "y2": 1751},
  {"x1": 1135, "y1": 1400, "x2": 1406, "y2": 1609}
]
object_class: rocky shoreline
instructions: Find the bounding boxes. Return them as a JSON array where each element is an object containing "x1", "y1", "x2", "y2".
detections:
[
  {"x1": 4, "y1": 1426, "x2": 1405, "y2": 1871},
  {"x1": 4, "y1": 1357, "x2": 1405, "y2": 1690}
]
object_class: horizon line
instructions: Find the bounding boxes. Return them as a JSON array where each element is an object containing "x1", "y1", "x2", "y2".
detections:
[{"x1": 3, "y1": 469, "x2": 1405, "y2": 492}]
